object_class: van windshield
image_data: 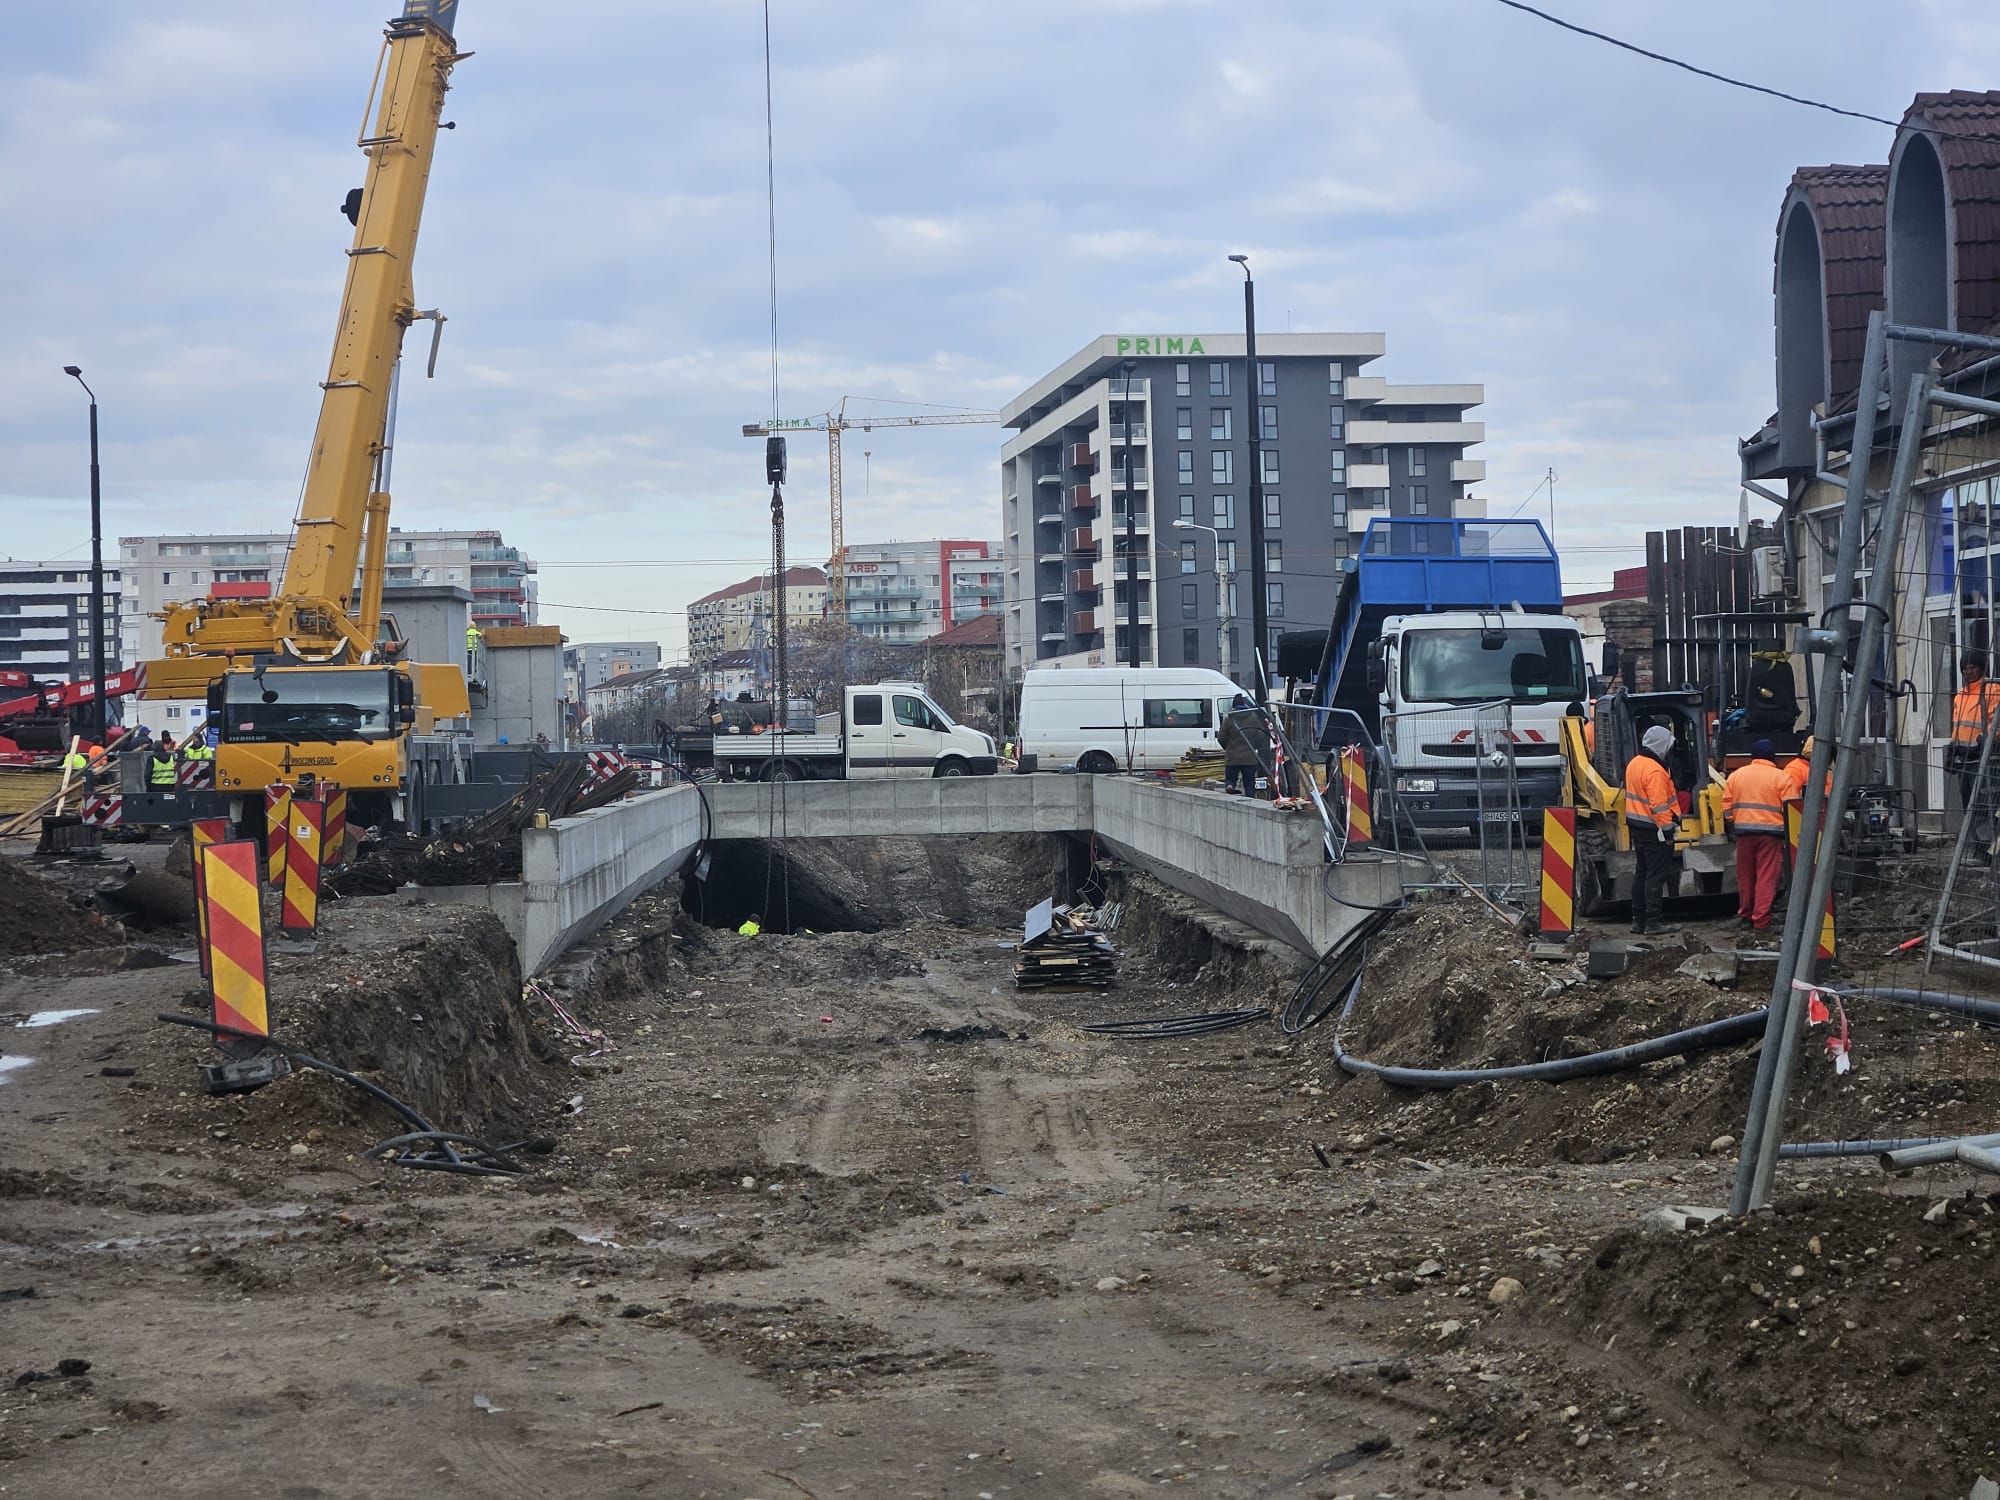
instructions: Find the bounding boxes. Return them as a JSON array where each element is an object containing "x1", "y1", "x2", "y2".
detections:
[{"x1": 1401, "y1": 628, "x2": 1586, "y2": 705}]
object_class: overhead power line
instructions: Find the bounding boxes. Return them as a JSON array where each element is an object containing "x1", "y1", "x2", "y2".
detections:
[{"x1": 1490, "y1": 0, "x2": 2000, "y2": 144}]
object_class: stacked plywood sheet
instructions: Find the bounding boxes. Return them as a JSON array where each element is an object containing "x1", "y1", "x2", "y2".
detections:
[{"x1": 1014, "y1": 898, "x2": 1119, "y2": 990}]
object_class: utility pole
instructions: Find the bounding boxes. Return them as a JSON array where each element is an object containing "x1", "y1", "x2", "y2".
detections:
[
  {"x1": 62, "y1": 366, "x2": 107, "y2": 746},
  {"x1": 1232, "y1": 255, "x2": 1268, "y2": 700}
]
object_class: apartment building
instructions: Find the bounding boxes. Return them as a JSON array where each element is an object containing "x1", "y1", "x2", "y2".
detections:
[
  {"x1": 0, "y1": 561, "x2": 122, "y2": 681},
  {"x1": 999, "y1": 334, "x2": 1485, "y2": 680},
  {"x1": 686, "y1": 567, "x2": 827, "y2": 663},
  {"x1": 839, "y1": 540, "x2": 1001, "y2": 643},
  {"x1": 117, "y1": 527, "x2": 538, "y2": 666}
]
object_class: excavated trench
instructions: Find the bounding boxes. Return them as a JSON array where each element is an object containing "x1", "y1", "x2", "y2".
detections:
[{"x1": 681, "y1": 832, "x2": 1077, "y2": 936}]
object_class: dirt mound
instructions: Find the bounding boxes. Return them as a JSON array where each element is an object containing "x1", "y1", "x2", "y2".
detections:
[
  {"x1": 0, "y1": 856, "x2": 123, "y2": 956},
  {"x1": 1558, "y1": 1187, "x2": 2000, "y2": 1489}
]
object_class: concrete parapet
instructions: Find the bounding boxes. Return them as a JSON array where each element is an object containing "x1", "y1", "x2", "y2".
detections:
[{"x1": 705, "y1": 774, "x2": 1092, "y2": 840}]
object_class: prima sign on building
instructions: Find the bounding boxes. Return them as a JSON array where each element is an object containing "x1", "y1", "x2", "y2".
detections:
[{"x1": 1113, "y1": 336, "x2": 1206, "y2": 357}]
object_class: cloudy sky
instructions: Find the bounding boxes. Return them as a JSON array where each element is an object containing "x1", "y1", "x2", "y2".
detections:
[{"x1": 5, "y1": 1, "x2": 1996, "y2": 660}]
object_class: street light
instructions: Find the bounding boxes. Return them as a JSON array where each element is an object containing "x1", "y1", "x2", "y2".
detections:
[
  {"x1": 61, "y1": 365, "x2": 108, "y2": 747},
  {"x1": 1173, "y1": 518, "x2": 1233, "y2": 680},
  {"x1": 1229, "y1": 253, "x2": 1268, "y2": 702}
]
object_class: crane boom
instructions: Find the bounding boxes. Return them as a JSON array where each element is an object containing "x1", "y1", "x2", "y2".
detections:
[
  {"x1": 740, "y1": 404, "x2": 1001, "y2": 626},
  {"x1": 146, "y1": 0, "x2": 469, "y2": 694}
]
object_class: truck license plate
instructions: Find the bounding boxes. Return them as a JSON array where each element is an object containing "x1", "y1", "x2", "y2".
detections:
[{"x1": 1480, "y1": 810, "x2": 1522, "y2": 823}]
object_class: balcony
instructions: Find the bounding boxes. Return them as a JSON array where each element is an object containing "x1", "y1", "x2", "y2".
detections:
[
  {"x1": 1343, "y1": 375, "x2": 1388, "y2": 402},
  {"x1": 1071, "y1": 566, "x2": 1097, "y2": 592},
  {"x1": 469, "y1": 545, "x2": 523, "y2": 563},
  {"x1": 1110, "y1": 423, "x2": 1148, "y2": 445},
  {"x1": 1345, "y1": 420, "x2": 1485, "y2": 447},
  {"x1": 1345, "y1": 507, "x2": 1387, "y2": 535},
  {"x1": 208, "y1": 553, "x2": 271, "y2": 568},
  {"x1": 852, "y1": 607, "x2": 922, "y2": 625},
  {"x1": 1451, "y1": 459, "x2": 1486, "y2": 484},
  {"x1": 1040, "y1": 629, "x2": 1067, "y2": 643},
  {"x1": 1072, "y1": 609, "x2": 1099, "y2": 634},
  {"x1": 1035, "y1": 508, "x2": 1064, "y2": 524},
  {"x1": 1070, "y1": 526, "x2": 1095, "y2": 556},
  {"x1": 1035, "y1": 471, "x2": 1063, "y2": 486},
  {"x1": 1040, "y1": 588, "x2": 1066, "y2": 604},
  {"x1": 855, "y1": 583, "x2": 924, "y2": 600},
  {"x1": 1106, "y1": 377, "x2": 1150, "y2": 398},
  {"x1": 1066, "y1": 441, "x2": 1096, "y2": 469},
  {"x1": 1106, "y1": 471, "x2": 1149, "y2": 492},
  {"x1": 1346, "y1": 463, "x2": 1391, "y2": 489},
  {"x1": 1105, "y1": 557, "x2": 1153, "y2": 581},
  {"x1": 1068, "y1": 482, "x2": 1097, "y2": 511}
]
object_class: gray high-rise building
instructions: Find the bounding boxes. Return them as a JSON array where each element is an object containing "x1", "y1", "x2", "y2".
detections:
[{"x1": 999, "y1": 334, "x2": 1485, "y2": 680}]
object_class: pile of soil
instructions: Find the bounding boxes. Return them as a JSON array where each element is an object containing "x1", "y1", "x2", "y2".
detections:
[
  {"x1": 1314, "y1": 896, "x2": 2000, "y2": 1164},
  {"x1": 0, "y1": 856, "x2": 123, "y2": 956},
  {"x1": 1558, "y1": 1186, "x2": 2000, "y2": 1489}
]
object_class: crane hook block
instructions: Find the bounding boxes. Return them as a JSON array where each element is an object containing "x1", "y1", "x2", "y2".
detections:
[
  {"x1": 341, "y1": 188, "x2": 362, "y2": 226},
  {"x1": 765, "y1": 435, "x2": 788, "y2": 486}
]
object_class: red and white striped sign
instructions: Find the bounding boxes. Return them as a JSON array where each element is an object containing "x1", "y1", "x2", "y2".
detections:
[
  {"x1": 585, "y1": 750, "x2": 630, "y2": 785},
  {"x1": 80, "y1": 794, "x2": 123, "y2": 827},
  {"x1": 177, "y1": 759, "x2": 213, "y2": 789}
]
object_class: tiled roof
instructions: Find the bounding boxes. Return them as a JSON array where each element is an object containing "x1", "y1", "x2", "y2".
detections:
[
  {"x1": 1904, "y1": 92, "x2": 2000, "y2": 330},
  {"x1": 1779, "y1": 164, "x2": 1887, "y2": 410},
  {"x1": 689, "y1": 566, "x2": 827, "y2": 609},
  {"x1": 928, "y1": 613, "x2": 1004, "y2": 648}
]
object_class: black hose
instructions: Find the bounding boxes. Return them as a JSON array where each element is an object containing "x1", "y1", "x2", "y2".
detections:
[
  {"x1": 1079, "y1": 1009, "x2": 1266, "y2": 1039},
  {"x1": 154, "y1": 1013, "x2": 524, "y2": 1175}
]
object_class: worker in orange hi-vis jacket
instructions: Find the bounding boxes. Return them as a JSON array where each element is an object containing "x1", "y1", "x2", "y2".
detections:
[
  {"x1": 1951, "y1": 651, "x2": 2000, "y2": 864},
  {"x1": 1623, "y1": 723, "x2": 1680, "y2": 937},
  {"x1": 1723, "y1": 739, "x2": 1791, "y2": 930}
]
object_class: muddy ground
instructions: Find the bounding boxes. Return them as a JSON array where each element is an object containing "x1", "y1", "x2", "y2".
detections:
[{"x1": 2, "y1": 828, "x2": 1998, "y2": 1498}]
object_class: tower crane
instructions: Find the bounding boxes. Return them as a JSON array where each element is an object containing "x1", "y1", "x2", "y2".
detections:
[{"x1": 742, "y1": 398, "x2": 1000, "y2": 627}]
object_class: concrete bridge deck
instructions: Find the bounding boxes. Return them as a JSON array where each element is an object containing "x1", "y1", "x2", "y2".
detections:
[{"x1": 433, "y1": 775, "x2": 1397, "y2": 973}]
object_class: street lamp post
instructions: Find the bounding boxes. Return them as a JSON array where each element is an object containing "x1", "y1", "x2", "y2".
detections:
[
  {"x1": 61, "y1": 366, "x2": 108, "y2": 747},
  {"x1": 1119, "y1": 360, "x2": 1141, "y2": 667},
  {"x1": 1172, "y1": 518, "x2": 1233, "y2": 680},
  {"x1": 1229, "y1": 254, "x2": 1268, "y2": 702}
]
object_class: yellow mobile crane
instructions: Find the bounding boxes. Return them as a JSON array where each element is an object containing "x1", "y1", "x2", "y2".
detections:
[{"x1": 144, "y1": 0, "x2": 472, "y2": 826}]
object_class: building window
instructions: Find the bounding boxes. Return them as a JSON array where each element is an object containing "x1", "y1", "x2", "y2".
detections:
[
  {"x1": 1257, "y1": 361, "x2": 1276, "y2": 397},
  {"x1": 1213, "y1": 493, "x2": 1235, "y2": 529},
  {"x1": 1329, "y1": 533, "x2": 1352, "y2": 560},
  {"x1": 1330, "y1": 452, "x2": 1345, "y2": 484},
  {"x1": 1209, "y1": 407, "x2": 1231, "y2": 441},
  {"x1": 1174, "y1": 363, "x2": 1190, "y2": 397},
  {"x1": 1410, "y1": 485, "x2": 1429, "y2": 515},
  {"x1": 1182, "y1": 583, "x2": 1198, "y2": 620},
  {"x1": 1209, "y1": 362, "x2": 1230, "y2": 397},
  {"x1": 1183, "y1": 627, "x2": 1202, "y2": 664},
  {"x1": 1410, "y1": 525, "x2": 1431, "y2": 554},
  {"x1": 1328, "y1": 361, "x2": 1344, "y2": 397},
  {"x1": 160, "y1": 573, "x2": 174, "y2": 586},
  {"x1": 1180, "y1": 540, "x2": 1197, "y2": 575},
  {"x1": 1409, "y1": 447, "x2": 1427, "y2": 477},
  {"x1": 1259, "y1": 404, "x2": 1278, "y2": 441},
  {"x1": 1266, "y1": 540, "x2": 1282, "y2": 573},
  {"x1": 1176, "y1": 451, "x2": 1194, "y2": 484},
  {"x1": 1331, "y1": 490, "x2": 1348, "y2": 519},
  {"x1": 1212, "y1": 451, "x2": 1233, "y2": 484},
  {"x1": 1219, "y1": 540, "x2": 1238, "y2": 573},
  {"x1": 1264, "y1": 492, "x2": 1281, "y2": 529},
  {"x1": 1267, "y1": 581, "x2": 1284, "y2": 618},
  {"x1": 1330, "y1": 406, "x2": 1345, "y2": 441},
  {"x1": 1178, "y1": 493, "x2": 1195, "y2": 522},
  {"x1": 1176, "y1": 407, "x2": 1192, "y2": 440},
  {"x1": 1260, "y1": 450, "x2": 1280, "y2": 484}
]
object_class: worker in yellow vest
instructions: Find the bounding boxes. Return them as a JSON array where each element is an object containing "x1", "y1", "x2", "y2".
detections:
[
  {"x1": 466, "y1": 622, "x2": 483, "y2": 676},
  {"x1": 737, "y1": 913, "x2": 762, "y2": 937}
]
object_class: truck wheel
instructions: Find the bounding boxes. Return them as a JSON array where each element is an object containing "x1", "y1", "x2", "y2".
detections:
[
  {"x1": 762, "y1": 760, "x2": 806, "y2": 783},
  {"x1": 934, "y1": 757, "x2": 970, "y2": 778},
  {"x1": 1078, "y1": 750, "x2": 1116, "y2": 775}
]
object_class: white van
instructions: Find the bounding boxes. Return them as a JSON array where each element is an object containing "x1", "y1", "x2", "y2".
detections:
[{"x1": 1017, "y1": 666, "x2": 1246, "y2": 773}]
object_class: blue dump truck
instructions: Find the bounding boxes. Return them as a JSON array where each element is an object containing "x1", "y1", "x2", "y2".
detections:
[{"x1": 1298, "y1": 517, "x2": 1588, "y2": 832}]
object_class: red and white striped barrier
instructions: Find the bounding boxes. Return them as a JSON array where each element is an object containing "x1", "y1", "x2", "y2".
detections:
[
  {"x1": 584, "y1": 749, "x2": 630, "y2": 786},
  {"x1": 80, "y1": 794, "x2": 123, "y2": 828},
  {"x1": 177, "y1": 758, "x2": 213, "y2": 789}
]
